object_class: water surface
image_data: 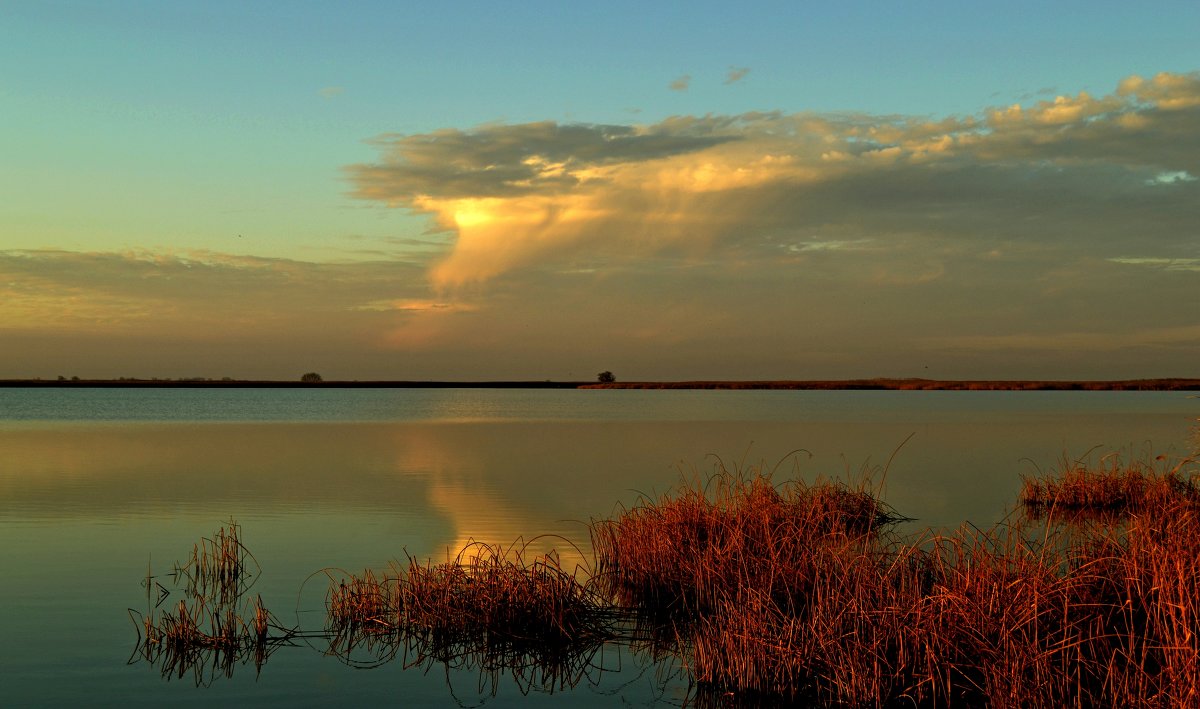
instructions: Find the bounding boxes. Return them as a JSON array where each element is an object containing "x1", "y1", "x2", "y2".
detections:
[{"x1": 1, "y1": 388, "x2": 1196, "y2": 705}]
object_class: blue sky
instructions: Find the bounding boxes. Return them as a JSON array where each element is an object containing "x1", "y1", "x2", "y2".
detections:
[{"x1": 2, "y1": 2, "x2": 1198, "y2": 379}]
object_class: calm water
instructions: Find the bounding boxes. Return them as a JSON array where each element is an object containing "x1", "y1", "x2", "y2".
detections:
[{"x1": 2, "y1": 388, "x2": 1197, "y2": 706}]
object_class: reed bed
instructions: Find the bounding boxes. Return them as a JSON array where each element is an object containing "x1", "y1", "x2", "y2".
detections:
[
  {"x1": 591, "y1": 454, "x2": 1200, "y2": 706},
  {"x1": 326, "y1": 567, "x2": 400, "y2": 642},
  {"x1": 132, "y1": 451, "x2": 1200, "y2": 705},
  {"x1": 590, "y1": 466, "x2": 905, "y2": 620},
  {"x1": 325, "y1": 539, "x2": 616, "y2": 678},
  {"x1": 1020, "y1": 451, "x2": 1199, "y2": 515},
  {"x1": 679, "y1": 515, "x2": 1200, "y2": 706}
]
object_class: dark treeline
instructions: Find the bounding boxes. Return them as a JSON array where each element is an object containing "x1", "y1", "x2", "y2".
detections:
[
  {"x1": 2, "y1": 377, "x2": 1198, "y2": 390},
  {"x1": 582, "y1": 378, "x2": 1200, "y2": 391},
  {"x1": 0, "y1": 379, "x2": 586, "y2": 389}
]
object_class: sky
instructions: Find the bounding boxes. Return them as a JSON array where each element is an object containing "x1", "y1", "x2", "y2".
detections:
[{"x1": 2, "y1": 1, "x2": 1198, "y2": 381}]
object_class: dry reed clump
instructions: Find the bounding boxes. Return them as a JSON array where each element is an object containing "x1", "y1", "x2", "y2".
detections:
[
  {"x1": 687, "y1": 542, "x2": 912, "y2": 705},
  {"x1": 918, "y1": 459, "x2": 1200, "y2": 707},
  {"x1": 589, "y1": 465, "x2": 904, "y2": 620},
  {"x1": 683, "y1": 522, "x2": 1105, "y2": 707},
  {"x1": 138, "y1": 592, "x2": 286, "y2": 684},
  {"x1": 326, "y1": 567, "x2": 401, "y2": 640},
  {"x1": 324, "y1": 540, "x2": 622, "y2": 697},
  {"x1": 1021, "y1": 452, "x2": 1200, "y2": 516},
  {"x1": 131, "y1": 521, "x2": 291, "y2": 685},
  {"x1": 1066, "y1": 502, "x2": 1200, "y2": 706},
  {"x1": 325, "y1": 540, "x2": 613, "y2": 670},
  {"x1": 681, "y1": 455, "x2": 1200, "y2": 707},
  {"x1": 170, "y1": 520, "x2": 260, "y2": 604},
  {"x1": 906, "y1": 526, "x2": 1090, "y2": 707}
]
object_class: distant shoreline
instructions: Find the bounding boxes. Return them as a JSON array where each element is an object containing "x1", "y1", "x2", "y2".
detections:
[{"x1": 2, "y1": 378, "x2": 1198, "y2": 390}]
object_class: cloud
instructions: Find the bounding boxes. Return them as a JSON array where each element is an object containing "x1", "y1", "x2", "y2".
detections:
[
  {"x1": 9, "y1": 72, "x2": 1200, "y2": 381},
  {"x1": 0, "y1": 248, "x2": 526, "y2": 378},
  {"x1": 318, "y1": 86, "x2": 345, "y2": 99},
  {"x1": 925, "y1": 324, "x2": 1200, "y2": 354},
  {"x1": 348, "y1": 119, "x2": 741, "y2": 201},
  {"x1": 1146, "y1": 170, "x2": 1197, "y2": 185},
  {"x1": 787, "y1": 239, "x2": 875, "y2": 253},
  {"x1": 0, "y1": 249, "x2": 432, "y2": 334},
  {"x1": 346, "y1": 72, "x2": 1200, "y2": 291},
  {"x1": 724, "y1": 66, "x2": 750, "y2": 85},
  {"x1": 669, "y1": 74, "x2": 691, "y2": 91},
  {"x1": 1109, "y1": 257, "x2": 1200, "y2": 272},
  {"x1": 326, "y1": 71, "x2": 1200, "y2": 379},
  {"x1": 354, "y1": 298, "x2": 477, "y2": 313}
]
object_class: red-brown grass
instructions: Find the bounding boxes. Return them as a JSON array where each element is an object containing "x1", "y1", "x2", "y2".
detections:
[
  {"x1": 589, "y1": 464, "x2": 904, "y2": 621},
  {"x1": 671, "y1": 454, "x2": 1200, "y2": 706},
  {"x1": 1021, "y1": 451, "x2": 1199, "y2": 516},
  {"x1": 325, "y1": 539, "x2": 613, "y2": 671},
  {"x1": 135, "y1": 451, "x2": 1200, "y2": 704},
  {"x1": 170, "y1": 519, "x2": 259, "y2": 604},
  {"x1": 326, "y1": 567, "x2": 399, "y2": 638},
  {"x1": 131, "y1": 521, "x2": 290, "y2": 685},
  {"x1": 322, "y1": 540, "x2": 625, "y2": 697},
  {"x1": 138, "y1": 591, "x2": 286, "y2": 684}
]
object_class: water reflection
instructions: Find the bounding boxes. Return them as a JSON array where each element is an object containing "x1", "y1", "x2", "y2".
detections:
[
  {"x1": 2, "y1": 404, "x2": 1196, "y2": 705},
  {"x1": 126, "y1": 442, "x2": 1198, "y2": 706},
  {"x1": 129, "y1": 521, "x2": 301, "y2": 687},
  {"x1": 3, "y1": 416, "x2": 1193, "y2": 538},
  {"x1": 129, "y1": 521, "x2": 683, "y2": 704}
]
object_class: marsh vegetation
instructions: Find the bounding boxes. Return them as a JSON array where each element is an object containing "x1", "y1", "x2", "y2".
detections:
[
  {"x1": 131, "y1": 448, "x2": 1200, "y2": 706},
  {"x1": 129, "y1": 521, "x2": 296, "y2": 685}
]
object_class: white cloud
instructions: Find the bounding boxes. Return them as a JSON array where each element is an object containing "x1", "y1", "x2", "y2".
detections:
[
  {"x1": 1146, "y1": 170, "x2": 1197, "y2": 185},
  {"x1": 787, "y1": 239, "x2": 874, "y2": 252},
  {"x1": 1108, "y1": 257, "x2": 1200, "y2": 272}
]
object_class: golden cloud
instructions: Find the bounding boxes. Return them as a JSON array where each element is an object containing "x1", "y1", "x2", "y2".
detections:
[
  {"x1": 347, "y1": 73, "x2": 1200, "y2": 289},
  {"x1": 0, "y1": 249, "x2": 429, "y2": 333}
]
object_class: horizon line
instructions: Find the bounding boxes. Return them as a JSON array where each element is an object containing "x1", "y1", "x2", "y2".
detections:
[{"x1": 2, "y1": 377, "x2": 1198, "y2": 391}]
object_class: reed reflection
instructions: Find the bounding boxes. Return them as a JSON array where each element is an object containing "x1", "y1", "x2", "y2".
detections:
[
  {"x1": 130, "y1": 520, "x2": 679, "y2": 702},
  {"x1": 130, "y1": 521, "x2": 298, "y2": 687},
  {"x1": 127, "y1": 447, "x2": 1200, "y2": 706}
]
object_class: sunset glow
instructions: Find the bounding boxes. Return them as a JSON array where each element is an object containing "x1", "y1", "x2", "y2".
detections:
[{"x1": 2, "y1": 3, "x2": 1197, "y2": 380}]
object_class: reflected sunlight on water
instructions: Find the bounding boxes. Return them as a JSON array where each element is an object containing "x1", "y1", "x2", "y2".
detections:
[{"x1": 1, "y1": 389, "x2": 1196, "y2": 705}]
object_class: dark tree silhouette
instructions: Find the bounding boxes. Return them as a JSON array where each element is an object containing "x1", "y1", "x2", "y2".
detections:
[
  {"x1": 597, "y1": 371, "x2": 616, "y2": 384},
  {"x1": 300, "y1": 372, "x2": 323, "y2": 383}
]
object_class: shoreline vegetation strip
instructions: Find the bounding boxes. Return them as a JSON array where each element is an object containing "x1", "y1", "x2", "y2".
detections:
[
  {"x1": 7, "y1": 377, "x2": 1200, "y2": 390},
  {"x1": 133, "y1": 450, "x2": 1200, "y2": 705}
]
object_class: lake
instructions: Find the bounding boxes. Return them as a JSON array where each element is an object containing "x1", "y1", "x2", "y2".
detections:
[{"x1": 1, "y1": 387, "x2": 1197, "y2": 706}]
